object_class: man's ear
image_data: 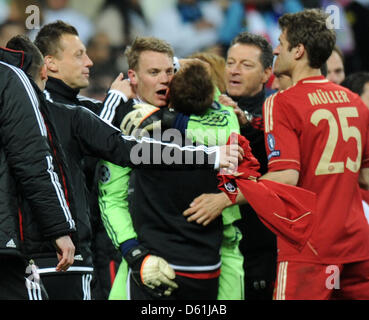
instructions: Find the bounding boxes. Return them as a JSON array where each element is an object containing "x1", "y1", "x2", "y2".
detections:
[
  {"x1": 295, "y1": 44, "x2": 305, "y2": 60},
  {"x1": 44, "y1": 55, "x2": 58, "y2": 72},
  {"x1": 262, "y1": 66, "x2": 273, "y2": 85},
  {"x1": 128, "y1": 69, "x2": 138, "y2": 86}
]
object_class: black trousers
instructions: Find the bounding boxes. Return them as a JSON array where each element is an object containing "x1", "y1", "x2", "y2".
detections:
[
  {"x1": 129, "y1": 272, "x2": 219, "y2": 300},
  {"x1": 35, "y1": 257, "x2": 94, "y2": 300},
  {"x1": 0, "y1": 256, "x2": 47, "y2": 300},
  {"x1": 40, "y1": 272, "x2": 93, "y2": 300}
]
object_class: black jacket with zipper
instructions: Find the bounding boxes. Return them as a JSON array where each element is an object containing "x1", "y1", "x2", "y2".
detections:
[{"x1": 0, "y1": 48, "x2": 76, "y2": 259}]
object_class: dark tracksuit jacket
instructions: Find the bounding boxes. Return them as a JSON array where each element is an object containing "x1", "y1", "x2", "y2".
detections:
[{"x1": 0, "y1": 49, "x2": 76, "y2": 261}]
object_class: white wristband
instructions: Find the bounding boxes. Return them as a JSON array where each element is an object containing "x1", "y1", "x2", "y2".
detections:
[{"x1": 108, "y1": 89, "x2": 128, "y2": 103}]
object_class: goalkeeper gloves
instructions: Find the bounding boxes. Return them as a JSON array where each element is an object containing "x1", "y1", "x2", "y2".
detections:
[
  {"x1": 124, "y1": 244, "x2": 178, "y2": 297},
  {"x1": 120, "y1": 103, "x2": 178, "y2": 136},
  {"x1": 120, "y1": 103, "x2": 160, "y2": 136}
]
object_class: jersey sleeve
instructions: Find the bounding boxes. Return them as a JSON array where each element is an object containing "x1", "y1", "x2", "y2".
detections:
[
  {"x1": 98, "y1": 160, "x2": 136, "y2": 249},
  {"x1": 263, "y1": 92, "x2": 301, "y2": 173}
]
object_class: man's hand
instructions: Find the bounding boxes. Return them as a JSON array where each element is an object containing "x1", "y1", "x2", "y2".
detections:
[
  {"x1": 140, "y1": 255, "x2": 178, "y2": 296},
  {"x1": 219, "y1": 94, "x2": 248, "y2": 127},
  {"x1": 183, "y1": 193, "x2": 232, "y2": 226},
  {"x1": 125, "y1": 245, "x2": 178, "y2": 297},
  {"x1": 54, "y1": 235, "x2": 75, "y2": 272},
  {"x1": 120, "y1": 103, "x2": 161, "y2": 136},
  {"x1": 218, "y1": 143, "x2": 244, "y2": 171},
  {"x1": 110, "y1": 73, "x2": 135, "y2": 99}
]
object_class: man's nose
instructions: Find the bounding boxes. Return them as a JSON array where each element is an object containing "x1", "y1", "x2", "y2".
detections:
[
  {"x1": 229, "y1": 63, "x2": 241, "y2": 74},
  {"x1": 160, "y1": 72, "x2": 170, "y2": 83},
  {"x1": 85, "y1": 54, "x2": 93, "y2": 68}
]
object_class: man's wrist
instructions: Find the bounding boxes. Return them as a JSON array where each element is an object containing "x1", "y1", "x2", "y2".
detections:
[
  {"x1": 108, "y1": 89, "x2": 129, "y2": 103},
  {"x1": 120, "y1": 238, "x2": 140, "y2": 257},
  {"x1": 220, "y1": 192, "x2": 233, "y2": 208}
]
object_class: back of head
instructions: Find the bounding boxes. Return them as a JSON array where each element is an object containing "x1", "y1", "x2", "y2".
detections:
[
  {"x1": 169, "y1": 61, "x2": 214, "y2": 116},
  {"x1": 230, "y1": 31, "x2": 273, "y2": 70},
  {"x1": 341, "y1": 72, "x2": 369, "y2": 96},
  {"x1": 278, "y1": 9, "x2": 336, "y2": 69},
  {"x1": 189, "y1": 52, "x2": 226, "y2": 93},
  {"x1": 125, "y1": 37, "x2": 174, "y2": 71},
  {"x1": 34, "y1": 20, "x2": 78, "y2": 57},
  {"x1": 6, "y1": 35, "x2": 44, "y2": 81}
]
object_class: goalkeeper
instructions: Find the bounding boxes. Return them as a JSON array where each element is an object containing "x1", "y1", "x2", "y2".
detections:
[{"x1": 98, "y1": 37, "x2": 242, "y2": 300}]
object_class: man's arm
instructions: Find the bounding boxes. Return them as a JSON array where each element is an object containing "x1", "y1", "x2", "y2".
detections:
[
  {"x1": 98, "y1": 161, "x2": 136, "y2": 249},
  {"x1": 73, "y1": 105, "x2": 241, "y2": 170},
  {"x1": 260, "y1": 169, "x2": 299, "y2": 186},
  {"x1": 98, "y1": 73, "x2": 134, "y2": 122}
]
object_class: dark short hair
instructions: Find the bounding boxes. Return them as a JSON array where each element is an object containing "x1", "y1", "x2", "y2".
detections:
[
  {"x1": 34, "y1": 20, "x2": 78, "y2": 57},
  {"x1": 230, "y1": 32, "x2": 273, "y2": 69},
  {"x1": 341, "y1": 72, "x2": 369, "y2": 96},
  {"x1": 6, "y1": 35, "x2": 44, "y2": 80},
  {"x1": 278, "y1": 9, "x2": 336, "y2": 69},
  {"x1": 169, "y1": 61, "x2": 214, "y2": 116}
]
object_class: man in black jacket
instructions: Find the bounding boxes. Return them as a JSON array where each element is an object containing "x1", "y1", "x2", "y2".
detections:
[
  {"x1": 34, "y1": 20, "x2": 130, "y2": 299},
  {"x1": 0, "y1": 46, "x2": 75, "y2": 300}
]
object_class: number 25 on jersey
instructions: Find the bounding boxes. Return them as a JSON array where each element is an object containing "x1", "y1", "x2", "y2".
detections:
[{"x1": 311, "y1": 107, "x2": 362, "y2": 175}]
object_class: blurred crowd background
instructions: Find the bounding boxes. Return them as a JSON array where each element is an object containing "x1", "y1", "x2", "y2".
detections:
[{"x1": 0, "y1": 0, "x2": 368, "y2": 100}]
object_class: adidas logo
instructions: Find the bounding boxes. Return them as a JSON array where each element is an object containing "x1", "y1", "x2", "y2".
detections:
[
  {"x1": 6, "y1": 239, "x2": 16, "y2": 248},
  {"x1": 74, "y1": 254, "x2": 83, "y2": 261}
]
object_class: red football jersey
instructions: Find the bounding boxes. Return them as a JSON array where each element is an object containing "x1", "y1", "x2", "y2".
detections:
[{"x1": 264, "y1": 76, "x2": 369, "y2": 264}]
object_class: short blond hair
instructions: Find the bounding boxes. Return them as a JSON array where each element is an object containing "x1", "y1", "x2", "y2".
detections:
[{"x1": 125, "y1": 37, "x2": 174, "y2": 71}]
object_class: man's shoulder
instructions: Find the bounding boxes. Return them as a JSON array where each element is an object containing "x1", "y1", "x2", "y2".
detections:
[
  {"x1": 0, "y1": 61, "x2": 28, "y2": 87},
  {"x1": 266, "y1": 84, "x2": 303, "y2": 110},
  {"x1": 77, "y1": 94, "x2": 103, "y2": 105}
]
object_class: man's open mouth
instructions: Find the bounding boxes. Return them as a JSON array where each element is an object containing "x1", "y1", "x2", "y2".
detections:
[{"x1": 156, "y1": 89, "x2": 168, "y2": 98}]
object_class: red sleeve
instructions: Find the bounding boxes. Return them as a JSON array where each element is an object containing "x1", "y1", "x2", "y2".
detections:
[{"x1": 263, "y1": 92, "x2": 300, "y2": 172}]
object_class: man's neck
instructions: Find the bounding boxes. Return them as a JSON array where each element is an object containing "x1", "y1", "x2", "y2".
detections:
[
  {"x1": 230, "y1": 88, "x2": 265, "y2": 114},
  {"x1": 291, "y1": 64, "x2": 322, "y2": 84}
]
